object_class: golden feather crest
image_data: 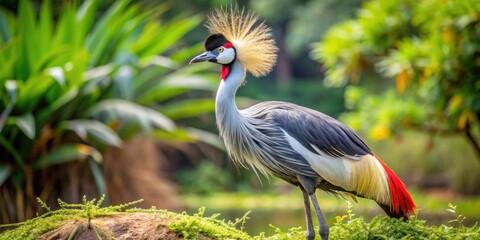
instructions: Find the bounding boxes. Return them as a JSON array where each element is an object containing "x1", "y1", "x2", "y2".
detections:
[{"x1": 206, "y1": 6, "x2": 278, "y2": 77}]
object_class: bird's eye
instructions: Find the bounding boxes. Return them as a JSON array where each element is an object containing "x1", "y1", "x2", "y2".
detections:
[{"x1": 218, "y1": 47, "x2": 224, "y2": 53}]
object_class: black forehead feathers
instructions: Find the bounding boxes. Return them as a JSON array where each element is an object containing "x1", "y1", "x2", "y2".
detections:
[{"x1": 205, "y1": 34, "x2": 230, "y2": 51}]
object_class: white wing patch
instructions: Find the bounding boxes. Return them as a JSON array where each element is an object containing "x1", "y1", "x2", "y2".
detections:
[
  {"x1": 283, "y1": 130, "x2": 352, "y2": 189},
  {"x1": 283, "y1": 130, "x2": 390, "y2": 204}
]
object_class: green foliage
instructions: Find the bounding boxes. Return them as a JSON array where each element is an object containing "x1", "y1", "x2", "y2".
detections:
[
  {"x1": 342, "y1": 87, "x2": 428, "y2": 140},
  {"x1": 177, "y1": 160, "x2": 233, "y2": 195},
  {"x1": 447, "y1": 202, "x2": 466, "y2": 227},
  {"x1": 313, "y1": 0, "x2": 480, "y2": 147},
  {"x1": 329, "y1": 205, "x2": 480, "y2": 240},
  {"x1": 256, "y1": 202, "x2": 480, "y2": 240},
  {"x1": 0, "y1": 0, "x2": 219, "y2": 223}
]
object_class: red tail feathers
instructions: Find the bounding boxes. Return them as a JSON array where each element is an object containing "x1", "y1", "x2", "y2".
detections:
[{"x1": 374, "y1": 154, "x2": 416, "y2": 219}]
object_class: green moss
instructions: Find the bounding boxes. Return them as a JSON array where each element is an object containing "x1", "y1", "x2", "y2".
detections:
[
  {"x1": 0, "y1": 196, "x2": 142, "y2": 240},
  {"x1": 0, "y1": 197, "x2": 251, "y2": 240},
  {"x1": 0, "y1": 214, "x2": 72, "y2": 240},
  {"x1": 168, "y1": 207, "x2": 251, "y2": 239}
]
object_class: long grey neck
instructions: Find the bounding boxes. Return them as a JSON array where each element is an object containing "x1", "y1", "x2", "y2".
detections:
[{"x1": 215, "y1": 60, "x2": 246, "y2": 135}]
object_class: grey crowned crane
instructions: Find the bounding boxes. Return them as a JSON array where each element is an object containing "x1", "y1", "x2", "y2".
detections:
[{"x1": 189, "y1": 6, "x2": 416, "y2": 240}]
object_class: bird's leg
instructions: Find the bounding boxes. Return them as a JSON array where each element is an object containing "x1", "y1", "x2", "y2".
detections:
[
  {"x1": 310, "y1": 192, "x2": 329, "y2": 240},
  {"x1": 297, "y1": 176, "x2": 329, "y2": 240},
  {"x1": 301, "y1": 188, "x2": 315, "y2": 240}
]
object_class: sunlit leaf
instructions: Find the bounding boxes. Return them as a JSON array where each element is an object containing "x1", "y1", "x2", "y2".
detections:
[
  {"x1": 163, "y1": 98, "x2": 215, "y2": 120},
  {"x1": 137, "y1": 74, "x2": 217, "y2": 104},
  {"x1": 447, "y1": 95, "x2": 463, "y2": 115},
  {"x1": 46, "y1": 67, "x2": 65, "y2": 85},
  {"x1": 395, "y1": 69, "x2": 408, "y2": 93},
  {"x1": 457, "y1": 109, "x2": 475, "y2": 130},
  {"x1": 34, "y1": 144, "x2": 102, "y2": 169},
  {"x1": 14, "y1": 113, "x2": 36, "y2": 139},
  {"x1": 151, "y1": 128, "x2": 194, "y2": 142},
  {"x1": 88, "y1": 99, "x2": 175, "y2": 131},
  {"x1": 64, "y1": 119, "x2": 122, "y2": 147}
]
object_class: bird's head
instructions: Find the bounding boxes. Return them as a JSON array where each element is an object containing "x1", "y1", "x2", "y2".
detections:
[
  {"x1": 189, "y1": 6, "x2": 278, "y2": 80},
  {"x1": 190, "y1": 34, "x2": 236, "y2": 65}
]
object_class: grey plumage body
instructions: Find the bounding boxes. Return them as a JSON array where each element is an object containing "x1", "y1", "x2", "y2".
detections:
[{"x1": 215, "y1": 60, "x2": 369, "y2": 192}]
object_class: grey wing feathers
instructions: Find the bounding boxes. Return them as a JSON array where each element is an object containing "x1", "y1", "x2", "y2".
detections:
[{"x1": 250, "y1": 101, "x2": 372, "y2": 159}]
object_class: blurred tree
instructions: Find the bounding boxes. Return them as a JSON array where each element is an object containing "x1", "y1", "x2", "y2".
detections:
[
  {"x1": 251, "y1": 0, "x2": 364, "y2": 82},
  {"x1": 313, "y1": 0, "x2": 480, "y2": 162}
]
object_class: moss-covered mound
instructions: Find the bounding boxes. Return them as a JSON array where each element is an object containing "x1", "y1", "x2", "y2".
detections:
[
  {"x1": 1, "y1": 197, "x2": 479, "y2": 240},
  {"x1": 0, "y1": 197, "x2": 250, "y2": 240}
]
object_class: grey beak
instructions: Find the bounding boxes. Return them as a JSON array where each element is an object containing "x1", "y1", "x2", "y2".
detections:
[{"x1": 189, "y1": 51, "x2": 217, "y2": 64}]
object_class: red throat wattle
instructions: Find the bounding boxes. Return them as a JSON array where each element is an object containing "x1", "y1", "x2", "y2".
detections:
[
  {"x1": 220, "y1": 42, "x2": 233, "y2": 80},
  {"x1": 220, "y1": 65, "x2": 229, "y2": 80}
]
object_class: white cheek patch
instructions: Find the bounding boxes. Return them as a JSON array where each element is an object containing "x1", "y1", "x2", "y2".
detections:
[{"x1": 216, "y1": 48, "x2": 235, "y2": 64}]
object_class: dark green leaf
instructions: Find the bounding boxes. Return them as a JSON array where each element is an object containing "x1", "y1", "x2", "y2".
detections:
[
  {"x1": 88, "y1": 158, "x2": 106, "y2": 195},
  {"x1": 0, "y1": 163, "x2": 12, "y2": 186},
  {"x1": 0, "y1": 134, "x2": 24, "y2": 167},
  {"x1": 34, "y1": 144, "x2": 102, "y2": 170},
  {"x1": 0, "y1": 80, "x2": 17, "y2": 132},
  {"x1": 37, "y1": 87, "x2": 78, "y2": 124}
]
